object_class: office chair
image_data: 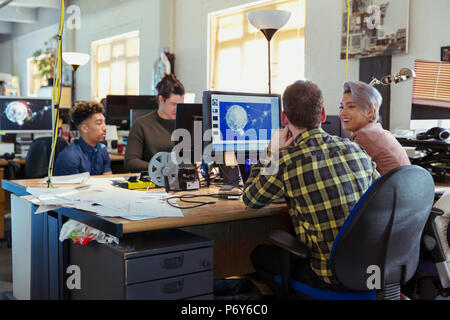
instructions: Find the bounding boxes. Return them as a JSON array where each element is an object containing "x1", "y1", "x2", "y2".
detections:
[
  {"x1": 24, "y1": 136, "x2": 68, "y2": 179},
  {"x1": 268, "y1": 165, "x2": 435, "y2": 300},
  {"x1": 402, "y1": 191, "x2": 450, "y2": 299}
]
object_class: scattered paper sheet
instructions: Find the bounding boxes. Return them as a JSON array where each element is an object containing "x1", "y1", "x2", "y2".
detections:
[
  {"x1": 38, "y1": 172, "x2": 90, "y2": 185},
  {"x1": 23, "y1": 180, "x2": 183, "y2": 221}
]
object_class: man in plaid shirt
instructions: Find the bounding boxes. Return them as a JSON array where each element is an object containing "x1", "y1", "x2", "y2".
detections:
[{"x1": 243, "y1": 80, "x2": 379, "y2": 293}]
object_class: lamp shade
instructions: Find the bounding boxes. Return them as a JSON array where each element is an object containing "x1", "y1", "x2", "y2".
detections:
[
  {"x1": 247, "y1": 10, "x2": 291, "y2": 30},
  {"x1": 62, "y1": 52, "x2": 90, "y2": 67}
]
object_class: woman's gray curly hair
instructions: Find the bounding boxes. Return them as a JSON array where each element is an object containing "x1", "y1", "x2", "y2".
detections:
[{"x1": 343, "y1": 81, "x2": 382, "y2": 122}]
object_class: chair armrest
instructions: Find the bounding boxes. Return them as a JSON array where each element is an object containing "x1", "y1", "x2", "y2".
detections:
[
  {"x1": 422, "y1": 207, "x2": 447, "y2": 263},
  {"x1": 430, "y1": 207, "x2": 444, "y2": 217},
  {"x1": 267, "y1": 230, "x2": 310, "y2": 259}
]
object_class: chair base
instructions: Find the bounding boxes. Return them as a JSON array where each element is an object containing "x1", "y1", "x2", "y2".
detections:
[{"x1": 376, "y1": 283, "x2": 400, "y2": 300}]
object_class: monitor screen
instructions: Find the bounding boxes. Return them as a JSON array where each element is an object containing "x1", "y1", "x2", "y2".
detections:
[
  {"x1": 203, "y1": 91, "x2": 281, "y2": 152},
  {"x1": 105, "y1": 95, "x2": 158, "y2": 130},
  {"x1": 175, "y1": 103, "x2": 203, "y2": 163},
  {"x1": 0, "y1": 97, "x2": 53, "y2": 133},
  {"x1": 321, "y1": 115, "x2": 351, "y2": 138},
  {"x1": 130, "y1": 109, "x2": 154, "y2": 125},
  {"x1": 175, "y1": 103, "x2": 203, "y2": 133}
]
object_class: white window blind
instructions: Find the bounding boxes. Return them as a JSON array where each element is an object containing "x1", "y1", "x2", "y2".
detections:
[
  {"x1": 92, "y1": 31, "x2": 140, "y2": 101},
  {"x1": 209, "y1": 0, "x2": 305, "y2": 94},
  {"x1": 413, "y1": 59, "x2": 450, "y2": 106}
]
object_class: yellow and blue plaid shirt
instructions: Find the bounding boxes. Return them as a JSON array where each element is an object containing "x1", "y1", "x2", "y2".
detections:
[{"x1": 243, "y1": 128, "x2": 380, "y2": 284}]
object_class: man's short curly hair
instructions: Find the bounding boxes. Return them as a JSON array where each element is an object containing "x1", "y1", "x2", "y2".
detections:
[
  {"x1": 70, "y1": 101, "x2": 105, "y2": 127},
  {"x1": 282, "y1": 80, "x2": 323, "y2": 129}
]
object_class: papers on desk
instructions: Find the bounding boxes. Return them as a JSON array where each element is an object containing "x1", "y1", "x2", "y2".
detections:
[
  {"x1": 38, "y1": 172, "x2": 91, "y2": 184},
  {"x1": 25, "y1": 175, "x2": 183, "y2": 220},
  {"x1": 38, "y1": 172, "x2": 128, "y2": 186}
]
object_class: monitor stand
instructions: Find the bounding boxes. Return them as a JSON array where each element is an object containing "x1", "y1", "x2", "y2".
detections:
[{"x1": 218, "y1": 164, "x2": 240, "y2": 190}]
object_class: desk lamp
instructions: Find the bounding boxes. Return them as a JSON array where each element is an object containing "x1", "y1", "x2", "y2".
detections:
[
  {"x1": 369, "y1": 68, "x2": 416, "y2": 86},
  {"x1": 62, "y1": 52, "x2": 90, "y2": 107},
  {"x1": 247, "y1": 9, "x2": 291, "y2": 94}
]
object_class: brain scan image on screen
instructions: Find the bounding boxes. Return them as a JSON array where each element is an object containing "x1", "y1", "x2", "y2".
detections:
[
  {"x1": 4, "y1": 100, "x2": 50, "y2": 126},
  {"x1": 225, "y1": 105, "x2": 248, "y2": 133},
  {"x1": 220, "y1": 101, "x2": 272, "y2": 140},
  {"x1": 0, "y1": 98, "x2": 52, "y2": 132},
  {"x1": 5, "y1": 101, "x2": 32, "y2": 125}
]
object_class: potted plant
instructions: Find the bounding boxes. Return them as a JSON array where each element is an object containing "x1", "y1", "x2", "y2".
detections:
[{"x1": 32, "y1": 34, "x2": 58, "y2": 86}]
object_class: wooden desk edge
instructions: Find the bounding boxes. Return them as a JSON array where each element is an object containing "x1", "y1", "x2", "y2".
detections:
[{"x1": 1, "y1": 176, "x2": 289, "y2": 236}]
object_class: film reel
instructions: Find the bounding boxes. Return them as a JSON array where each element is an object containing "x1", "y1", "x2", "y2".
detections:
[{"x1": 148, "y1": 152, "x2": 179, "y2": 187}]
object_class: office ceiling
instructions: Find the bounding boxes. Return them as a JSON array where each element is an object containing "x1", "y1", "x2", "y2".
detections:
[{"x1": 0, "y1": 0, "x2": 59, "y2": 34}]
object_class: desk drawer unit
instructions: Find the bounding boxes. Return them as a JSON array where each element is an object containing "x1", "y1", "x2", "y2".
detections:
[
  {"x1": 126, "y1": 247, "x2": 213, "y2": 284},
  {"x1": 69, "y1": 229, "x2": 214, "y2": 300},
  {"x1": 126, "y1": 271, "x2": 213, "y2": 300}
]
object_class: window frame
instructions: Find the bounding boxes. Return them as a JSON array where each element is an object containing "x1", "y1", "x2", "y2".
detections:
[{"x1": 91, "y1": 30, "x2": 140, "y2": 101}]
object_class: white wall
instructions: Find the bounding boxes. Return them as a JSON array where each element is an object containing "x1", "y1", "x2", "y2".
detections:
[
  {"x1": 12, "y1": 24, "x2": 59, "y2": 96},
  {"x1": 174, "y1": 0, "x2": 450, "y2": 130},
  {"x1": 0, "y1": 39, "x2": 13, "y2": 75}
]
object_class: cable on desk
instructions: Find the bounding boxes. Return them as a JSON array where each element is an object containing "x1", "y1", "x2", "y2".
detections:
[{"x1": 166, "y1": 192, "x2": 243, "y2": 210}]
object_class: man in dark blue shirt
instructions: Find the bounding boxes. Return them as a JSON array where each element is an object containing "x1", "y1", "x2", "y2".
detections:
[{"x1": 54, "y1": 101, "x2": 112, "y2": 176}]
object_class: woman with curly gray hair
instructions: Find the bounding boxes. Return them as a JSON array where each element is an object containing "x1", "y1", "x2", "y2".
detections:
[{"x1": 339, "y1": 81, "x2": 410, "y2": 175}]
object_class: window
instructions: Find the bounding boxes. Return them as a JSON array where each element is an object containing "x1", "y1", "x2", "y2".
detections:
[
  {"x1": 92, "y1": 31, "x2": 140, "y2": 101},
  {"x1": 209, "y1": 0, "x2": 305, "y2": 94},
  {"x1": 27, "y1": 57, "x2": 46, "y2": 96},
  {"x1": 411, "y1": 59, "x2": 450, "y2": 129}
]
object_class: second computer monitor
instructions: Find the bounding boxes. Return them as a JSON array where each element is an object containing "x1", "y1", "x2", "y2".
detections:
[
  {"x1": 175, "y1": 103, "x2": 203, "y2": 163},
  {"x1": 105, "y1": 95, "x2": 159, "y2": 130},
  {"x1": 202, "y1": 91, "x2": 281, "y2": 152},
  {"x1": 0, "y1": 97, "x2": 53, "y2": 133}
]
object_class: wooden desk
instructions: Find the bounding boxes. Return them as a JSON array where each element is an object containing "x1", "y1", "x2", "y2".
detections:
[
  {"x1": 2, "y1": 175, "x2": 291, "y2": 299},
  {"x1": 108, "y1": 153, "x2": 125, "y2": 173},
  {"x1": 0, "y1": 158, "x2": 26, "y2": 167},
  {"x1": 109, "y1": 153, "x2": 124, "y2": 162}
]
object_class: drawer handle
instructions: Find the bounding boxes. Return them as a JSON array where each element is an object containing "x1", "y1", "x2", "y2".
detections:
[
  {"x1": 160, "y1": 278, "x2": 184, "y2": 294},
  {"x1": 160, "y1": 254, "x2": 184, "y2": 269}
]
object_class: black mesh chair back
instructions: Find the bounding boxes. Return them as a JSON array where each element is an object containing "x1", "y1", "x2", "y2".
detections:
[{"x1": 25, "y1": 137, "x2": 68, "y2": 179}]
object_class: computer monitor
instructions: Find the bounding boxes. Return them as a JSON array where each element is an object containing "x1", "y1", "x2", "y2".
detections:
[
  {"x1": 105, "y1": 95, "x2": 159, "y2": 130},
  {"x1": 321, "y1": 115, "x2": 351, "y2": 138},
  {"x1": 130, "y1": 108, "x2": 154, "y2": 125},
  {"x1": 174, "y1": 103, "x2": 203, "y2": 163},
  {"x1": 202, "y1": 91, "x2": 281, "y2": 153},
  {"x1": 0, "y1": 97, "x2": 53, "y2": 133}
]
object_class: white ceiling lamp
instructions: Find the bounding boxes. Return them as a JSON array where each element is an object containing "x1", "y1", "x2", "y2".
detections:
[{"x1": 247, "y1": 10, "x2": 291, "y2": 93}]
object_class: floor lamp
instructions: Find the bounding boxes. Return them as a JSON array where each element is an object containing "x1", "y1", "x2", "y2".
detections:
[
  {"x1": 62, "y1": 52, "x2": 90, "y2": 107},
  {"x1": 247, "y1": 10, "x2": 291, "y2": 94}
]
